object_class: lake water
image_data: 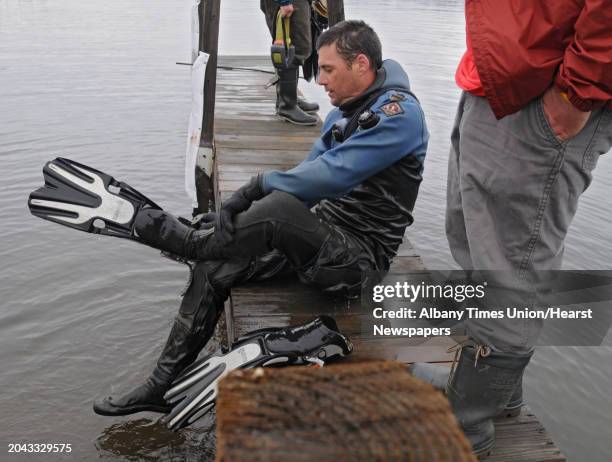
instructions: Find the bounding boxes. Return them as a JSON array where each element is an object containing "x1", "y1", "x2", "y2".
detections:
[{"x1": 1, "y1": 0, "x2": 610, "y2": 460}]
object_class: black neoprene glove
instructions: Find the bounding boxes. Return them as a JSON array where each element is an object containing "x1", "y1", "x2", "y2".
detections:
[{"x1": 216, "y1": 174, "x2": 266, "y2": 244}]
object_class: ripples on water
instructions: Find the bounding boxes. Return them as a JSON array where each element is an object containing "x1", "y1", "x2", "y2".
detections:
[{"x1": 1, "y1": 0, "x2": 610, "y2": 460}]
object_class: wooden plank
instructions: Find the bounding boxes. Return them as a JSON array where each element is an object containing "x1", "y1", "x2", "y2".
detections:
[
  {"x1": 217, "y1": 150, "x2": 306, "y2": 164},
  {"x1": 215, "y1": 119, "x2": 319, "y2": 136},
  {"x1": 489, "y1": 407, "x2": 566, "y2": 461},
  {"x1": 215, "y1": 133, "x2": 317, "y2": 150},
  {"x1": 218, "y1": 55, "x2": 278, "y2": 68}
]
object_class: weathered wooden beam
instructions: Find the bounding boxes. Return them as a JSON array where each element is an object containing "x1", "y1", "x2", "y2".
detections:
[
  {"x1": 195, "y1": 0, "x2": 221, "y2": 213},
  {"x1": 327, "y1": 0, "x2": 345, "y2": 27},
  {"x1": 216, "y1": 361, "x2": 476, "y2": 462},
  {"x1": 199, "y1": 0, "x2": 221, "y2": 148}
]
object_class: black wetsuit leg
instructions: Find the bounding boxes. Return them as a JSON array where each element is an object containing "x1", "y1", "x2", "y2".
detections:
[
  {"x1": 203, "y1": 191, "x2": 374, "y2": 293},
  {"x1": 97, "y1": 193, "x2": 375, "y2": 416}
]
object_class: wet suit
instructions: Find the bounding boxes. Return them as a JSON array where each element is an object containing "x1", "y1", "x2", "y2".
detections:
[
  {"x1": 93, "y1": 59, "x2": 428, "y2": 416},
  {"x1": 152, "y1": 59, "x2": 428, "y2": 298}
]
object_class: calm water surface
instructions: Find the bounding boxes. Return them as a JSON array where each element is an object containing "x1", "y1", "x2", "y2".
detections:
[{"x1": 1, "y1": 1, "x2": 611, "y2": 460}]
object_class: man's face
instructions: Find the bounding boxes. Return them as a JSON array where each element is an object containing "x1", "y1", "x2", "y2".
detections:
[{"x1": 317, "y1": 43, "x2": 370, "y2": 106}]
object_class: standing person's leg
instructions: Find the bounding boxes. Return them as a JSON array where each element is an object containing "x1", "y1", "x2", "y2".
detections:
[
  {"x1": 287, "y1": 0, "x2": 312, "y2": 65},
  {"x1": 432, "y1": 92, "x2": 612, "y2": 455},
  {"x1": 260, "y1": 0, "x2": 276, "y2": 35},
  {"x1": 261, "y1": 0, "x2": 318, "y2": 124},
  {"x1": 450, "y1": 93, "x2": 612, "y2": 350},
  {"x1": 287, "y1": 0, "x2": 319, "y2": 113}
]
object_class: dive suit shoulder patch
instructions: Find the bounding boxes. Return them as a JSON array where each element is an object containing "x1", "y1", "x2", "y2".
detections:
[{"x1": 380, "y1": 101, "x2": 404, "y2": 117}]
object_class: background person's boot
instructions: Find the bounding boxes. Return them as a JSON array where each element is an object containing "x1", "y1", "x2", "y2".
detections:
[
  {"x1": 276, "y1": 65, "x2": 318, "y2": 126},
  {"x1": 297, "y1": 97, "x2": 320, "y2": 113},
  {"x1": 274, "y1": 76, "x2": 319, "y2": 114},
  {"x1": 409, "y1": 361, "x2": 525, "y2": 418},
  {"x1": 410, "y1": 346, "x2": 532, "y2": 457}
]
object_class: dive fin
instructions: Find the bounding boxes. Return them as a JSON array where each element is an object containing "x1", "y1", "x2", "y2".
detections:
[
  {"x1": 28, "y1": 157, "x2": 161, "y2": 240},
  {"x1": 163, "y1": 315, "x2": 353, "y2": 430}
]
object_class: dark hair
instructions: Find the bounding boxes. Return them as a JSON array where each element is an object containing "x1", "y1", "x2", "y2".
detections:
[{"x1": 316, "y1": 20, "x2": 383, "y2": 70}]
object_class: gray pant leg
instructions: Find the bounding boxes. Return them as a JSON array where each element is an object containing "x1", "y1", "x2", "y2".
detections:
[
  {"x1": 447, "y1": 91, "x2": 612, "y2": 352},
  {"x1": 289, "y1": 0, "x2": 312, "y2": 64},
  {"x1": 446, "y1": 93, "x2": 472, "y2": 270}
]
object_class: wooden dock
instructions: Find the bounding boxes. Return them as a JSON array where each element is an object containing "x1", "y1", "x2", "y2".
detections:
[{"x1": 204, "y1": 54, "x2": 566, "y2": 461}]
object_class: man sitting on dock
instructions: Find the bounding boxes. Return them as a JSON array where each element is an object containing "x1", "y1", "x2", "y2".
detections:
[{"x1": 93, "y1": 20, "x2": 429, "y2": 419}]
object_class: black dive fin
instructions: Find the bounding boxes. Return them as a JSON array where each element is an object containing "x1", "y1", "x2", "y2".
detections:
[
  {"x1": 28, "y1": 157, "x2": 161, "y2": 240},
  {"x1": 163, "y1": 315, "x2": 353, "y2": 430}
]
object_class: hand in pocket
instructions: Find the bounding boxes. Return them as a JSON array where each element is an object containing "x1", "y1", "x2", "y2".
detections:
[{"x1": 542, "y1": 86, "x2": 591, "y2": 141}]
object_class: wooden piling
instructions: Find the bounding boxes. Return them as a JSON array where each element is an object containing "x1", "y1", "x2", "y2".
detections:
[
  {"x1": 194, "y1": 0, "x2": 221, "y2": 213},
  {"x1": 216, "y1": 361, "x2": 477, "y2": 462}
]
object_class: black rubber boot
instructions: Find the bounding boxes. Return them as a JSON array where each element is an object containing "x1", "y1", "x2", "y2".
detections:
[
  {"x1": 93, "y1": 259, "x2": 239, "y2": 417},
  {"x1": 498, "y1": 376, "x2": 524, "y2": 418},
  {"x1": 93, "y1": 320, "x2": 204, "y2": 416},
  {"x1": 133, "y1": 209, "x2": 212, "y2": 260},
  {"x1": 297, "y1": 97, "x2": 319, "y2": 113},
  {"x1": 408, "y1": 362, "x2": 525, "y2": 418},
  {"x1": 410, "y1": 347, "x2": 532, "y2": 457},
  {"x1": 275, "y1": 90, "x2": 319, "y2": 113},
  {"x1": 277, "y1": 66, "x2": 318, "y2": 126},
  {"x1": 276, "y1": 77, "x2": 319, "y2": 114}
]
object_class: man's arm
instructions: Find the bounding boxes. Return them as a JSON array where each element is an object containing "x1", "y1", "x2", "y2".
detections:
[
  {"x1": 262, "y1": 96, "x2": 428, "y2": 204},
  {"x1": 546, "y1": 0, "x2": 612, "y2": 140},
  {"x1": 554, "y1": 0, "x2": 612, "y2": 112}
]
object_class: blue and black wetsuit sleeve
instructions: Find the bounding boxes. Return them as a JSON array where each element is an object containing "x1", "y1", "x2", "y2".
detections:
[{"x1": 262, "y1": 94, "x2": 428, "y2": 205}]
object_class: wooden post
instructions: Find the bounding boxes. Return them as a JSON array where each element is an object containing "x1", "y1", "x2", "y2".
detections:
[
  {"x1": 199, "y1": 0, "x2": 221, "y2": 148},
  {"x1": 327, "y1": 0, "x2": 345, "y2": 27},
  {"x1": 194, "y1": 0, "x2": 221, "y2": 214},
  {"x1": 216, "y1": 361, "x2": 477, "y2": 461}
]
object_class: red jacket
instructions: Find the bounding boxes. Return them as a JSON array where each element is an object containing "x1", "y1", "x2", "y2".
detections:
[{"x1": 467, "y1": 0, "x2": 612, "y2": 118}]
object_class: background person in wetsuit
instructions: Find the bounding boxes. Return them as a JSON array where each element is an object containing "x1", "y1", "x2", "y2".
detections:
[{"x1": 93, "y1": 20, "x2": 429, "y2": 418}]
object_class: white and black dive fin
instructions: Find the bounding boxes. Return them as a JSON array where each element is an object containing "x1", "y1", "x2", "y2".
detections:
[
  {"x1": 163, "y1": 315, "x2": 353, "y2": 430},
  {"x1": 28, "y1": 157, "x2": 161, "y2": 240}
]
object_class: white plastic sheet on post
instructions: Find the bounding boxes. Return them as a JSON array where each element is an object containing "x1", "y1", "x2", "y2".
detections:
[
  {"x1": 184, "y1": 0, "x2": 207, "y2": 205},
  {"x1": 185, "y1": 51, "x2": 209, "y2": 206}
]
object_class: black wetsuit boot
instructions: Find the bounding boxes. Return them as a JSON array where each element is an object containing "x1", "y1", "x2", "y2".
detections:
[
  {"x1": 410, "y1": 346, "x2": 532, "y2": 457},
  {"x1": 93, "y1": 321, "x2": 200, "y2": 416},
  {"x1": 93, "y1": 260, "x2": 249, "y2": 416},
  {"x1": 132, "y1": 191, "x2": 333, "y2": 265},
  {"x1": 276, "y1": 65, "x2": 318, "y2": 126}
]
